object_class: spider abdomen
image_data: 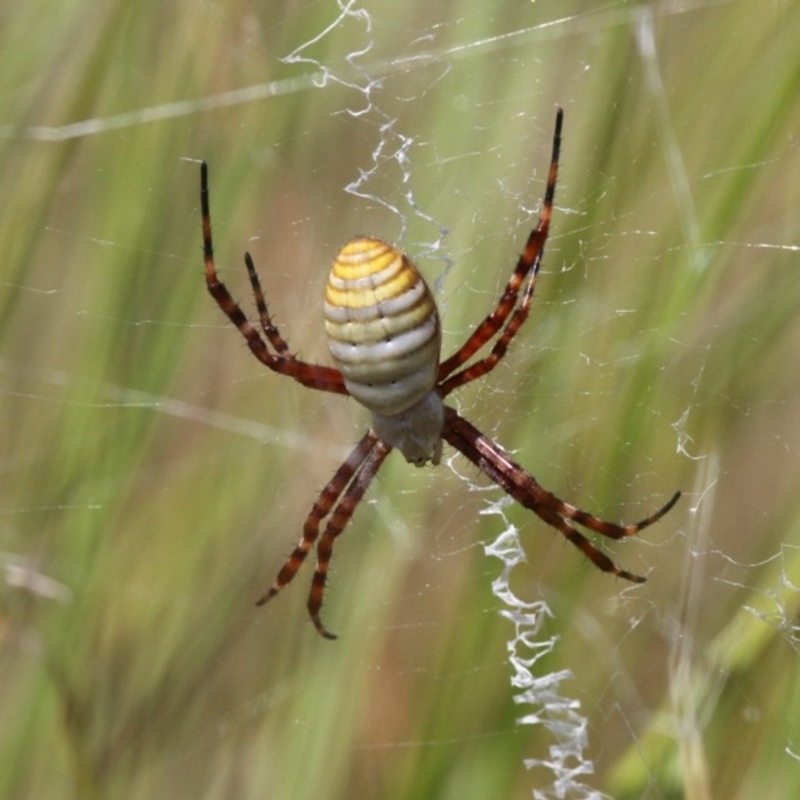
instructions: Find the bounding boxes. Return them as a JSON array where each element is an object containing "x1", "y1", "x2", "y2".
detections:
[{"x1": 324, "y1": 237, "x2": 441, "y2": 416}]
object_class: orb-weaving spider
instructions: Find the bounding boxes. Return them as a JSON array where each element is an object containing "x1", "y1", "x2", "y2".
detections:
[{"x1": 199, "y1": 108, "x2": 680, "y2": 638}]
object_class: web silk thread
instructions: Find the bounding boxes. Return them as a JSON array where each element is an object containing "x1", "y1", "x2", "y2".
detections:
[{"x1": 483, "y1": 514, "x2": 607, "y2": 800}]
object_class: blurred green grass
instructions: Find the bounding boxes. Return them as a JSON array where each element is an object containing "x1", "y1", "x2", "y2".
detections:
[{"x1": 1, "y1": 1, "x2": 799, "y2": 798}]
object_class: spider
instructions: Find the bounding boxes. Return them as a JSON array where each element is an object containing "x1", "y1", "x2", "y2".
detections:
[{"x1": 199, "y1": 108, "x2": 680, "y2": 639}]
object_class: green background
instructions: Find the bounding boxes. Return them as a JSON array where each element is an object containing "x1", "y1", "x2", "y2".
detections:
[{"x1": 2, "y1": 1, "x2": 799, "y2": 798}]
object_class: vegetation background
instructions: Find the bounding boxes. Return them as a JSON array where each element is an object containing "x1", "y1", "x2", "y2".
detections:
[{"x1": 1, "y1": 1, "x2": 799, "y2": 798}]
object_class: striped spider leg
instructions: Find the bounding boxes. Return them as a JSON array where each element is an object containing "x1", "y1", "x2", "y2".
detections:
[
  {"x1": 201, "y1": 165, "x2": 386, "y2": 638},
  {"x1": 442, "y1": 409, "x2": 680, "y2": 582},
  {"x1": 201, "y1": 163, "x2": 349, "y2": 395},
  {"x1": 199, "y1": 108, "x2": 679, "y2": 639}
]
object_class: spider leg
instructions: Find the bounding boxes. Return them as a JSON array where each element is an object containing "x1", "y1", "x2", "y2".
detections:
[
  {"x1": 307, "y1": 438, "x2": 392, "y2": 639},
  {"x1": 438, "y1": 250, "x2": 540, "y2": 397},
  {"x1": 244, "y1": 252, "x2": 291, "y2": 357},
  {"x1": 437, "y1": 108, "x2": 562, "y2": 385},
  {"x1": 200, "y1": 162, "x2": 348, "y2": 395},
  {"x1": 551, "y1": 487, "x2": 681, "y2": 539},
  {"x1": 442, "y1": 406, "x2": 679, "y2": 581},
  {"x1": 256, "y1": 430, "x2": 382, "y2": 612},
  {"x1": 532, "y1": 503, "x2": 648, "y2": 582}
]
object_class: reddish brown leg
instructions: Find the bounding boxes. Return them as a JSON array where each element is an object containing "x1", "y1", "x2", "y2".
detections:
[
  {"x1": 200, "y1": 162, "x2": 348, "y2": 395},
  {"x1": 256, "y1": 431, "x2": 382, "y2": 610},
  {"x1": 307, "y1": 439, "x2": 392, "y2": 639},
  {"x1": 438, "y1": 108, "x2": 562, "y2": 385},
  {"x1": 438, "y1": 242, "x2": 540, "y2": 397},
  {"x1": 244, "y1": 252, "x2": 292, "y2": 357},
  {"x1": 442, "y1": 406, "x2": 680, "y2": 581}
]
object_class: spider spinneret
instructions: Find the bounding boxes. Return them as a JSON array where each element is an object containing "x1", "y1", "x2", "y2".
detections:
[{"x1": 199, "y1": 108, "x2": 680, "y2": 639}]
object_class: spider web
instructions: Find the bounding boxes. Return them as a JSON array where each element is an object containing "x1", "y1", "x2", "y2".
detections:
[
  {"x1": 2, "y1": 1, "x2": 800, "y2": 799},
  {"x1": 276, "y1": 6, "x2": 605, "y2": 795}
]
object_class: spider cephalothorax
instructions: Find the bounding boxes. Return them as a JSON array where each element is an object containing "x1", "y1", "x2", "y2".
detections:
[{"x1": 199, "y1": 108, "x2": 680, "y2": 638}]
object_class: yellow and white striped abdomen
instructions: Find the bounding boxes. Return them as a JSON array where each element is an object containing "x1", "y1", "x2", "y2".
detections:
[{"x1": 324, "y1": 237, "x2": 441, "y2": 416}]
